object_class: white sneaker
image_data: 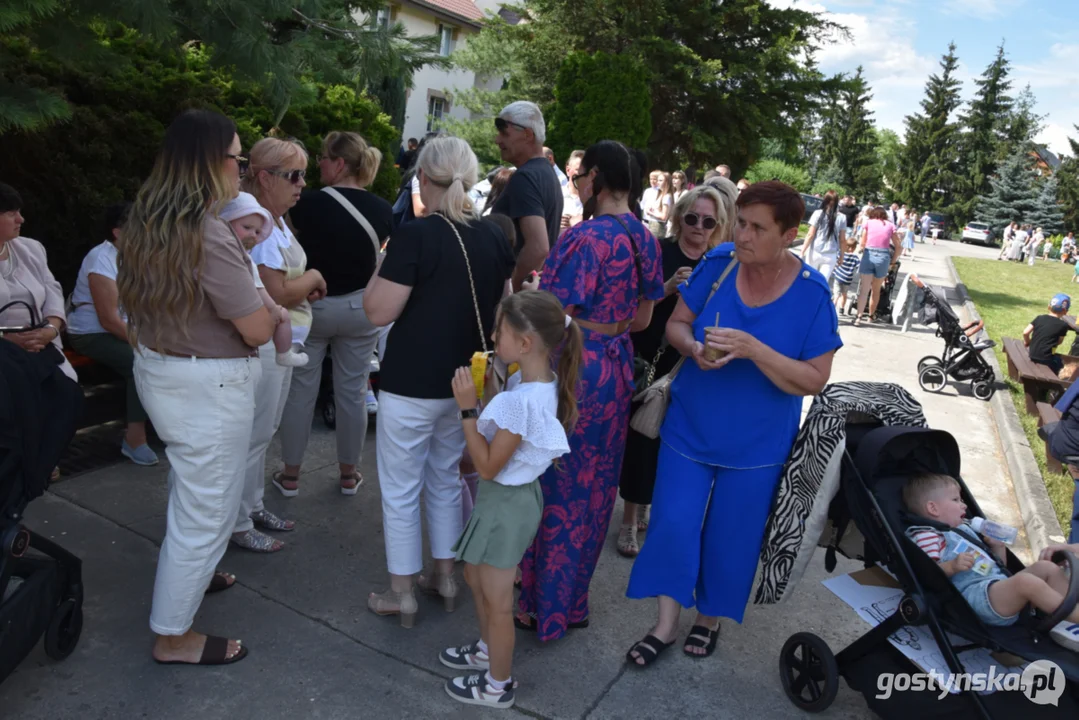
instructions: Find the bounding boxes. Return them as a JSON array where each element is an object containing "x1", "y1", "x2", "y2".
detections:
[
  {"x1": 276, "y1": 350, "x2": 309, "y2": 367},
  {"x1": 366, "y1": 391, "x2": 378, "y2": 415},
  {"x1": 1050, "y1": 621, "x2": 1079, "y2": 651},
  {"x1": 445, "y1": 673, "x2": 515, "y2": 708},
  {"x1": 369, "y1": 357, "x2": 380, "y2": 372}
]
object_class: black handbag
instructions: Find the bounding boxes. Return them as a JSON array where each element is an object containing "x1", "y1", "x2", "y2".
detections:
[{"x1": 0, "y1": 299, "x2": 64, "y2": 366}]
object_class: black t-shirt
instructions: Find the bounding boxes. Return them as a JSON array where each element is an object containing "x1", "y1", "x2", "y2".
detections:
[
  {"x1": 378, "y1": 214, "x2": 515, "y2": 399},
  {"x1": 289, "y1": 188, "x2": 393, "y2": 297},
  {"x1": 1029, "y1": 314, "x2": 1072, "y2": 364},
  {"x1": 838, "y1": 204, "x2": 859, "y2": 228},
  {"x1": 630, "y1": 239, "x2": 704, "y2": 378},
  {"x1": 490, "y1": 157, "x2": 564, "y2": 255}
]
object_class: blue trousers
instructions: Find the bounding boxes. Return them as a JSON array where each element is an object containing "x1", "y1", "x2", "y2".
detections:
[{"x1": 626, "y1": 441, "x2": 782, "y2": 621}]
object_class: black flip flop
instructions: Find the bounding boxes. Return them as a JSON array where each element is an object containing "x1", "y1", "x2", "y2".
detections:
[
  {"x1": 154, "y1": 635, "x2": 248, "y2": 666},
  {"x1": 514, "y1": 612, "x2": 589, "y2": 632},
  {"x1": 626, "y1": 634, "x2": 674, "y2": 668},
  {"x1": 682, "y1": 624, "x2": 720, "y2": 658},
  {"x1": 204, "y1": 572, "x2": 236, "y2": 595}
]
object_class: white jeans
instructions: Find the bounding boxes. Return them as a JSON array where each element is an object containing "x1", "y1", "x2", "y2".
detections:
[
  {"x1": 806, "y1": 249, "x2": 837, "y2": 283},
  {"x1": 134, "y1": 349, "x2": 260, "y2": 635},
  {"x1": 376, "y1": 392, "x2": 465, "y2": 575},
  {"x1": 234, "y1": 342, "x2": 291, "y2": 533}
]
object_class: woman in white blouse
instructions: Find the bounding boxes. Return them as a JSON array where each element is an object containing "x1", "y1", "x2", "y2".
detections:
[{"x1": 67, "y1": 202, "x2": 158, "y2": 465}]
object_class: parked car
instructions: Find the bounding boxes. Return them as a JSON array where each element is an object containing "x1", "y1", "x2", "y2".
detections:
[
  {"x1": 800, "y1": 193, "x2": 822, "y2": 223},
  {"x1": 960, "y1": 221, "x2": 994, "y2": 246},
  {"x1": 926, "y1": 212, "x2": 950, "y2": 240}
]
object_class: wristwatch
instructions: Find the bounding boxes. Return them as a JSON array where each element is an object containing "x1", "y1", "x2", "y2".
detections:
[{"x1": 460, "y1": 407, "x2": 479, "y2": 420}]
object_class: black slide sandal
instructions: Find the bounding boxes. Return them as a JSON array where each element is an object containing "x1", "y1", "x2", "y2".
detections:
[
  {"x1": 204, "y1": 572, "x2": 236, "y2": 594},
  {"x1": 626, "y1": 634, "x2": 674, "y2": 668},
  {"x1": 683, "y1": 624, "x2": 720, "y2": 658},
  {"x1": 154, "y1": 636, "x2": 249, "y2": 666}
]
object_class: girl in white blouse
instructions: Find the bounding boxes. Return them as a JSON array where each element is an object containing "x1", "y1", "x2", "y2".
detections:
[{"x1": 440, "y1": 290, "x2": 582, "y2": 709}]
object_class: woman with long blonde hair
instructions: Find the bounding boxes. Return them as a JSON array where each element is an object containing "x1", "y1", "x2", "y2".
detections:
[
  {"x1": 117, "y1": 108, "x2": 276, "y2": 666},
  {"x1": 363, "y1": 136, "x2": 516, "y2": 626},
  {"x1": 617, "y1": 181, "x2": 737, "y2": 558}
]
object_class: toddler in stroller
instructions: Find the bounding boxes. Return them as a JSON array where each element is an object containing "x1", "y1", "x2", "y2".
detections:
[{"x1": 902, "y1": 472, "x2": 1079, "y2": 648}]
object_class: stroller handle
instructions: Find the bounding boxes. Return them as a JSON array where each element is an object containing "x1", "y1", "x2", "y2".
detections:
[{"x1": 1036, "y1": 550, "x2": 1079, "y2": 633}]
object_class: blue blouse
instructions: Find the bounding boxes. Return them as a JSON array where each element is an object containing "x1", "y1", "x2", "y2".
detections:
[{"x1": 661, "y1": 244, "x2": 843, "y2": 468}]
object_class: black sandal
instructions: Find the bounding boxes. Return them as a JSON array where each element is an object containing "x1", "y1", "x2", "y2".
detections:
[
  {"x1": 682, "y1": 624, "x2": 720, "y2": 658},
  {"x1": 626, "y1": 634, "x2": 674, "y2": 667},
  {"x1": 153, "y1": 635, "x2": 248, "y2": 666},
  {"x1": 204, "y1": 572, "x2": 236, "y2": 594}
]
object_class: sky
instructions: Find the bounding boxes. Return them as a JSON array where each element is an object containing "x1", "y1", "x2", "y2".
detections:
[{"x1": 770, "y1": 0, "x2": 1078, "y2": 157}]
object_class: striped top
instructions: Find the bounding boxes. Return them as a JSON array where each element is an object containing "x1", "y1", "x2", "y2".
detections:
[
  {"x1": 908, "y1": 528, "x2": 946, "y2": 560},
  {"x1": 832, "y1": 253, "x2": 861, "y2": 285}
]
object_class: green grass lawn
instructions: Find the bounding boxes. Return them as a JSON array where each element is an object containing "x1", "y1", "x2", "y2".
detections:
[{"x1": 952, "y1": 256, "x2": 1076, "y2": 531}]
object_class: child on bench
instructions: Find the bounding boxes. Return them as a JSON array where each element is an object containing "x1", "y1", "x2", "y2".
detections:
[
  {"x1": 1023, "y1": 293, "x2": 1073, "y2": 375},
  {"x1": 903, "y1": 472, "x2": 1079, "y2": 650}
]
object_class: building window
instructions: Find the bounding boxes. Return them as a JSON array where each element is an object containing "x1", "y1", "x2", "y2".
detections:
[
  {"x1": 439, "y1": 25, "x2": 456, "y2": 56},
  {"x1": 427, "y1": 96, "x2": 445, "y2": 131},
  {"x1": 375, "y1": 7, "x2": 390, "y2": 28}
]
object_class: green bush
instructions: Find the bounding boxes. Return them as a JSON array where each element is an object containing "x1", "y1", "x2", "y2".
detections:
[
  {"x1": 744, "y1": 159, "x2": 811, "y2": 193},
  {"x1": 0, "y1": 29, "x2": 400, "y2": 290},
  {"x1": 546, "y1": 52, "x2": 652, "y2": 161}
]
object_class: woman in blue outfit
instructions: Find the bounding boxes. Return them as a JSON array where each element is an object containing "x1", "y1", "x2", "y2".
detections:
[{"x1": 625, "y1": 181, "x2": 843, "y2": 666}]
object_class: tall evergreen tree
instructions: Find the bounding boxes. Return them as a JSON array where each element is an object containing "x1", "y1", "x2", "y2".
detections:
[
  {"x1": 975, "y1": 148, "x2": 1040, "y2": 231},
  {"x1": 1056, "y1": 127, "x2": 1079, "y2": 230},
  {"x1": 955, "y1": 44, "x2": 1013, "y2": 221},
  {"x1": 815, "y1": 67, "x2": 881, "y2": 199},
  {"x1": 1030, "y1": 176, "x2": 1067, "y2": 235},
  {"x1": 897, "y1": 43, "x2": 964, "y2": 215}
]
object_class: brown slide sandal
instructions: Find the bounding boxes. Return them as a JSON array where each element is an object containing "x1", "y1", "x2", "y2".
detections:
[{"x1": 204, "y1": 572, "x2": 236, "y2": 594}]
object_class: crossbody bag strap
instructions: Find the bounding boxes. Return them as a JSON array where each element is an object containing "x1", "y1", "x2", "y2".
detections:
[
  {"x1": 322, "y1": 187, "x2": 382, "y2": 258},
  {"x1": 664, "y1": 255, "x2": 739, "y2": 384},
  {"x1": 434, "y1": 213, "x2": 488, "y2": 354}
]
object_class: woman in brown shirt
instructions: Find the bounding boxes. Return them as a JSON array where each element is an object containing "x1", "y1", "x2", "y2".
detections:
[{"x1": 117, "y1": 109, "x2": 276, "y2": 666}]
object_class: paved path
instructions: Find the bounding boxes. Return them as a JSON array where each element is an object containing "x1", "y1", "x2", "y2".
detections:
[{"x1": 1, "y1": 239, "x2": 1025, "y2": 719}]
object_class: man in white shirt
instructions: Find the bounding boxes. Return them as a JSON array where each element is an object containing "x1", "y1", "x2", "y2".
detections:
[
  {"x1": 888, "y1": 203, "x2": 900, "y2": 226},
  {"x1": 543, "y1": 147, "x2": 569, "y2": 187},
  {"x1": 640, "y1": 171, "x2": 661, "y2": 219},
  {"x1": 560, "y1": 150, "x2": 585, "y2": 235}
]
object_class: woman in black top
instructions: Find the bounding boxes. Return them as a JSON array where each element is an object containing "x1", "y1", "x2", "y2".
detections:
[
  {"x1": 617, "y1": 179, "x2": 739, "y2": 558},
  {"x1": 275, "y1": 131, "x2": 393, "y2": 495},
  {"x1": 363, "y1": 136, "x2": 515, "y2": 626}
]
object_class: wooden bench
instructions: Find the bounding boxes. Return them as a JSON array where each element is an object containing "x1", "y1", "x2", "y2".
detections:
[
  {"x1": 1001, "y1": 337, "x2": 1074, "y2": 416},
  {"x1": 1036, "y1": 401, "x2": 1065, "y2": 475},
  {"x1": 63, "y1": 346, "x2": 126, "y2": 431}
]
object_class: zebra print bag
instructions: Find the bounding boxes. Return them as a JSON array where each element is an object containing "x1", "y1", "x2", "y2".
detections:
[{"x1": 752, "y1": 381, "x2": 927, "y2": 605}]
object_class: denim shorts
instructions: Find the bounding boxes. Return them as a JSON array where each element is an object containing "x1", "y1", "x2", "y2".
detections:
[
  {"x1": 859, "y1": 248, "x2": 892, "y2": 279},
  {"x1": 961, "y1": 578, "x2": 1019, "y2": 627}
]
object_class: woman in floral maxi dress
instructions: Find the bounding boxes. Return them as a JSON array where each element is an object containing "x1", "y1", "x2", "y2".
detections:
[{"x1": 517, "y1": 141, "x2": 664, "y2": 641}]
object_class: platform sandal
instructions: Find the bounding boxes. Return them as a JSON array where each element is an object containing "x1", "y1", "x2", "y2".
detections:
[
  {"x1": 272, "y1": 471, "x2": 299, "y2": 498},
  {"x1": 417, "y1": 570, "x2": 459, "y2": 612},
  {"x1": 340, "y1": 470, "x2": 363, "y2": 496},
  {"x1": 367, "y1": 588, "x2": 418, "y2": 628}
]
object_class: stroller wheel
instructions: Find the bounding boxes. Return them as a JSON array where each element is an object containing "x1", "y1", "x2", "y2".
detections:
[
  {"x1": 44, "y1": 598, "x2": 83, "y2": 661},
  {"x1": 322, "y1": 392, "x2": 336, "y2": 429},
  {"x1": 778, "y1": 632, "x2": 839, "y2": 713},
  {"x1": 972, "y1": 380, "x2": 994, "y2": 401},
  {"x1": 918, "y1": 365, "x2": 948, "y2": 394},
  {"x1": 917, "y1": 355, "x2": 943, "y2": 373}
]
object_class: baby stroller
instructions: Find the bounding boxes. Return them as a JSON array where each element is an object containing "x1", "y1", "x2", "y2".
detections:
[
  {"x1": 840, "y1": 260, "x2": 901, "y2": 323},
  {"x1": 915, "y1": 286, "x2": 997, "y2": 401},
  {"x1": 778, "y1": 422, "x2": 1079, "y2": 718},
  {"x1": 1, "y1": 339, "x2": 85, "y2": 685}
]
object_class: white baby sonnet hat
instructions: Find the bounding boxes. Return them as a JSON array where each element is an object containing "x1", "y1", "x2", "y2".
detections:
[{"x1": 220, "y1": 191, "x2": 274, "y2": 242}]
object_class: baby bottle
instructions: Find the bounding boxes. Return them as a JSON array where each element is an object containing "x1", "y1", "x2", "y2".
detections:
[{"x1": 968, "y1": 517, "x2": 1019, "y2": 545}]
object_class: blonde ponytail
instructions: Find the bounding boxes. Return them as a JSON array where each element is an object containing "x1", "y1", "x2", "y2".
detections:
[{"x1": 417, "y1": 137, "x2": 478, "y2": 224}]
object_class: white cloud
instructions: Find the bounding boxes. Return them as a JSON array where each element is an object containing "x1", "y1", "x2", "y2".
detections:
[
  {"x1": 1036, "y1": 123, "x2": 1075, "y2": 157},
  {"x1": 941, "y1": 0, "x2": 1024, "y2": 20}
]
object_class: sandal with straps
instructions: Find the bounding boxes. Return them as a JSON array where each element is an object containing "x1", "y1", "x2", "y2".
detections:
[
  {"x1": 340, "y1": 470, "x2": 364, "y2": 496},
  {"x1": 617, "y1": 524, "x2": 639, "y2": 558},
  {"x1": 230, "y1": 528, "x2": 285, "y2": 553},
  {"x1": 636, "y1": 504, "x2": 651, "y2": 532},
  {"x1": 251, "y1": 509, "x2": 295, "y2": 532},
  {"x1": 683, "y1": 623, "x2": 720, "y2": 658},
  {"x1": 626, "y1": 634, "x2": 675, "y2": 668},
  {"x1": 272, "y1": 471, "x2": 299, "y2": 498}
]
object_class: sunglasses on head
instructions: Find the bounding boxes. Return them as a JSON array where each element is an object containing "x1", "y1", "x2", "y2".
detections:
[
  {"x1": 268, "y1": 168, "x2": 306, "y2": 185},
  {"x1": 495, "y1": 117, "x2": 528, "y2": 133},
  {"x1": 683, "y1": 213, "x2": 717, "y2": 230},
  {"x1": 227, "y1": 154, "x2": 250, "y2": 176}
]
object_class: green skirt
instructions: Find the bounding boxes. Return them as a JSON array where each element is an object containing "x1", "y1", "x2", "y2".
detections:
[{"x1": 453, "y1": 479, "x2": 543, "y2": 569}]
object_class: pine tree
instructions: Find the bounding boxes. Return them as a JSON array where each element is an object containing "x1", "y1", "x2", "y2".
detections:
[
  {"x1": 955, "y1": 44, "x2": 1013, "y2": 222},
  {"x1": 974, "y1": 149, "x2": 1040, "y2": 231},
  {"x1": 1030, "y1": 176, "x2": 1067, "y2": 235},
  {"x1": 897, "y1": 43, "x2": 963, "y2": 215},
  {"x1": 1057, "y1": 128, "x2": 1079, "y2": 230},
  {"x1": 815, "y1": 67, "x2": 881, "y2": 199}
]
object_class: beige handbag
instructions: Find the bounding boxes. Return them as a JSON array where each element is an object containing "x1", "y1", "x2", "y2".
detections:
[{"x1": 629, "y1": 257, "x2": 739, "y2": 439}]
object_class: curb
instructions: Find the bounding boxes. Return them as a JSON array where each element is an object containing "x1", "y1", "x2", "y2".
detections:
[{"x1": 945, "y1": 256, "x2": 1066, "y2": 555}]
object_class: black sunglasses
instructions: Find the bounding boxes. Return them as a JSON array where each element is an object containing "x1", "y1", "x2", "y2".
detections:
[
  {"x1": 495, "y1": 117, "x2": 528, "y2": 133},
  {"x1": 228, "y1": 154, "x2": 250, "y2": 176},
  {"x1": 683, "y1": 213, "x2": 717, "y2": 230},
  {"x1": 571, "y1": 170, "x2": 592, "y2": 190},
  {"x1": 268, "y1": 169, "x2": 306, "y2": 185}
]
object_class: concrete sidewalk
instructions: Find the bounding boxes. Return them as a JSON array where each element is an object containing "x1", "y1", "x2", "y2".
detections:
[{"x1": 0, "y1": 239, "x2": 1028, "y2": 719}]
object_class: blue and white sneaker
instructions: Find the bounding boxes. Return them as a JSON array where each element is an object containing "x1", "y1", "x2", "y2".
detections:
[
  {"x1": 445, "y1": 672, "x2": 515, "y2": 708},
  {"x1": 121, "y1": 440, "x2": 159, "y2": 466},
  {"x1": 1051, "y1": 622, "x2": 1079, "y2": 652},
  {"x1": 439, "y1": 642, "x2": 490, "y2": 670},
  {"x1": 366, "y1": 390, "x2": 378, "y2": 415}
]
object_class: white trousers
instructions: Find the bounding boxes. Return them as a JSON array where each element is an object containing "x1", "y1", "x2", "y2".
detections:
[
  {"x1": 234, "y1": 342, "x2": 291, "y2": 533},
  {"x1": 806, "y1": 250, "x2": 838, "y2": 283},
  {"x1": 134, "y1": 349, "x2": 259, "y2": 636},
  {"x1": 376, "y1": 392, "x2": 465, "y2": 575}
]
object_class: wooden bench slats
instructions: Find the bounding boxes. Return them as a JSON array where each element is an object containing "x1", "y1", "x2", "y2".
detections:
[
  {"x1": 1036, "y1": 401, "x2": 1064, "y2": 475},
  {"x1": 1002, "y1": 336, "x2": 1072, "y2": 415}
]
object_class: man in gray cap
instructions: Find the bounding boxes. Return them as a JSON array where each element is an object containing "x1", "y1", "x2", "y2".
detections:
[{"x1": 491, "y1": 101, "x2": 563, "y2": 291}]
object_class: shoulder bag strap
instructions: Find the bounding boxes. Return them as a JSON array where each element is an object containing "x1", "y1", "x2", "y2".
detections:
[
  {"x1": 604, "y1": 213, "x2": 645, "y2": 298},
  {"x1": 322, "y1": 187, "x2": 382, "y2": 258},
  {"x1": 658, "y1": 255, "x2": 739, "y2": 385},
  {"x1": 434, "y1": 213, "x2": 488, "y2": 354}
]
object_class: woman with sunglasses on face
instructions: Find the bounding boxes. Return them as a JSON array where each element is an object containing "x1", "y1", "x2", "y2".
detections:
[
  {"x1": 231, "y1": 137, "x2": 327, "y2": 552},
  {"x1": 117, "y1": 109, "x2": 277, "y2": 666},
  {"x1": 515, "y1": 140, "x2": 665, "y2": 641},
  {"x1": 617, "y1": 181, "x2": 737, "y2": 558}
]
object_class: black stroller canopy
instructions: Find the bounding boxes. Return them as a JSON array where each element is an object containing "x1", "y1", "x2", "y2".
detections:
[{"x1": 853, "y1": 426, "x2": 962, "y2": 486}]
